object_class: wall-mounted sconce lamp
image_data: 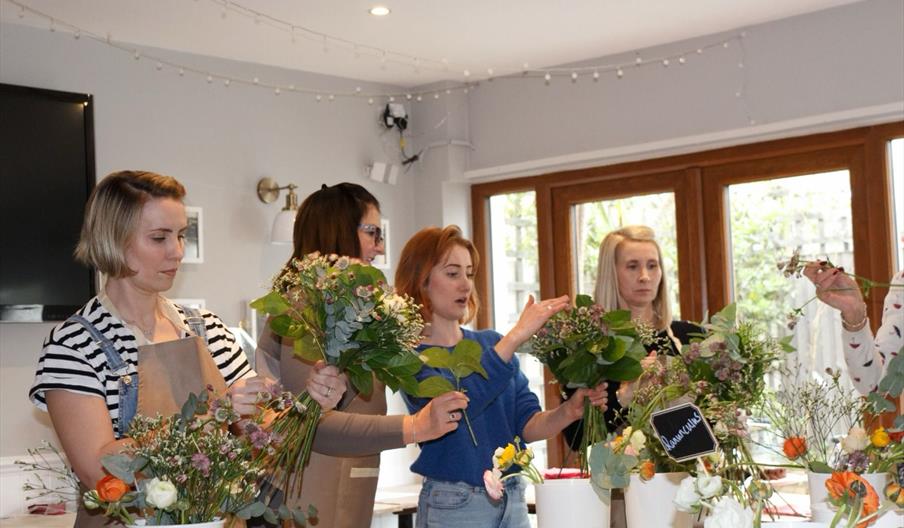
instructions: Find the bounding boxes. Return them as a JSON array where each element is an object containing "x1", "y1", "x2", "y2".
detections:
[{"x1": 257, "y1": 177, "x2": 298, "y2": 244}]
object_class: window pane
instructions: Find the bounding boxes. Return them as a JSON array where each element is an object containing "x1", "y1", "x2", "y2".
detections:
[
  {"x1": 487, "y1": 192, "x2": 548, "y2": 470},
  {"x1": 890, "y1": 138, "x2": 904, "y2": 269},
  {"x1": 573, "y1": 192, "x2": 680, "y2": 318},
  {"x1": 726, "y1": 171, "x2": 855, "y2": 386}
]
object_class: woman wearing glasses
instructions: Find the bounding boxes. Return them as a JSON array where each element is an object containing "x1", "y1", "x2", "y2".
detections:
[{"x1": 253, "y1": 183, "x2": 468, "y2": 528}]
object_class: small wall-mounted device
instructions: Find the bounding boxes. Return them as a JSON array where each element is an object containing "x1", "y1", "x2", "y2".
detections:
[
  {"x1": 383, "y1": 103, "x2": 408, "y2": 130},
  {"x1": 367, "y1": 162, "x2": 401, "y2": 184}
]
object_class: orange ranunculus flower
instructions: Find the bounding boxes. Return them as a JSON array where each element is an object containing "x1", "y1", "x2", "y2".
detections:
[
  {"x1": 638, "y1": 460, "x2": 655, "y2": 481},
  {"x1": 825, "y1": 471, "x2": 879, "y2": 528},
  {"x1": 782, "y1": 436, "x2": 807, "y2": 460},
  {"x1": 95, "y1": 475, "x2": 130, "y2": 502}
]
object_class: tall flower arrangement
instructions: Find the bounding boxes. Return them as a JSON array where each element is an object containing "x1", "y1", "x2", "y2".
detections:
[
  {"x1": 250, "y1": 252, "x2": 439, "y2": 497},
  {"x1": 592, "y1": 304, "x2": 793, "y2": 494},
  {"x1": 529, "y1": 294, "x2": 646, "y2": 470}
]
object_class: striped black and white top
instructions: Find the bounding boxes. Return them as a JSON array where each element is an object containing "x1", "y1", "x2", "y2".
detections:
[{"x1": 29, "y1": 296, "x2": 254, "y2": 438}]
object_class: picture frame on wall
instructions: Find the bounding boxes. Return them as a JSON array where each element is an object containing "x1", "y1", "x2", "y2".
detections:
[
  {"x1": 372, "y1": 218, "x2": 390, "y2": 270},
  {"x1": 183, "y1": 206, "x2": 204, "y2": 264}
]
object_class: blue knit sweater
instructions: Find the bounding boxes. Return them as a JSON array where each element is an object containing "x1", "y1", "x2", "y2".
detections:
[{"x1": 403, "y1": 328, "x2": 542, "y2": 487}]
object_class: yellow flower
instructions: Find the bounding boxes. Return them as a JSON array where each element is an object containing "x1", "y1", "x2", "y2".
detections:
[
  {"x1": 494, "y1": 443, "x2": 516, "y2": 470},
  {"x1": 870, "y1": 427, "x2": 890, "y2": 448}
]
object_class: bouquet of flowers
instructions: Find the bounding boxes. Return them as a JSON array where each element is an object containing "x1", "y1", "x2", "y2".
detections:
[
  {"x1": 530, "y1": 294, "x2": 646, "y2": 468},
  {"x1": 250, "y1": 252, "x2": 439, "y2": 497},
  {"x1": 592, "y1": 304, "x2": 791, "y2": 491},
  {"x1": 81, "y1": 389, "x2": 306, "y2": 526},
  {"x1": 481, "y1": 436, "x2": 543, "y2": 500}
]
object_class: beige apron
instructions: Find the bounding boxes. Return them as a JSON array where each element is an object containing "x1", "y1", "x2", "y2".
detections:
[
  {"x1": 74, "y1": 336, "x2": 227, "y2": 527},
  {"x1": 267, "y1": 337, "x2": 385, "y2": 528}
]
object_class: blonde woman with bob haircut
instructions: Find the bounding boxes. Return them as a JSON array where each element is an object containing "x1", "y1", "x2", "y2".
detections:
[
  {"x1": 396, "y1": 225, "x2": 608, "y2": 528},
  {"x1": 28, "y1": 170, "x2": 344, "y2": 528}
]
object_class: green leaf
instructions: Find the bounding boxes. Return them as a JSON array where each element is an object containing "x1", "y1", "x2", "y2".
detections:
[
  {"x1": 808, "y1": 460, "x2": 834, "y2": 473},
  {"x1": 346, "y1": 364, "x2": 374, "y2": 397},
  {"x1": 449, "y1": 339, "x2": 488, "y2": 380},
  {"x1": 867, "y1": 393, "x2": 896, "y2": 413},
  {"x1": 354, "y1": 263, "x2": 387, "y2": 285},
  {"x1": 270, "y1": 314, "x2": 305, "y2": 339},
  {"x1": 250, "y1": 291, "x2": 291, "y2": 316},
  {"x1": 420, "y1": 347, "x2": 454, "y2": 369},
  {"x1": 588, "y1": 442, "x2": 637, "y2": 491},
  {"x1": 878, "y1": 352, "x2": 904, "y2": 397},
  {"x1": 293, "y1": 334, "x2": 323, "y2": 362},
  {"x1": 262, "y1": 508, "x2": 278, "y2": 525},
  {"x1": 100, "y1": 454, "x2": 135, "y2": 484},
  {"x1": 575, "y1": 294, "x2": 594, "y2": 308},
  {"x1": 600, "y1": 336, "x2": 627, "y2": 363},
  {"x1": 602, "y1": 356, "x2": 642, "y2": 381},
  {"x1": 603, "y1": 309, "x2": 633, "y2": 327},
  {"x1": 415, "y1": 376, "x2": 456, "y2": 397}
]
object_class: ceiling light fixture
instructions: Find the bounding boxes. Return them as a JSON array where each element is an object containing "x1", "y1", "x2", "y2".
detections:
[{"x1": 369, "y1": 6, "x2": 390, "y2": 17}]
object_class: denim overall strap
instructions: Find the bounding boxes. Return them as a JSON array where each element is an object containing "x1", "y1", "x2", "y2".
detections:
[
  {"x1": 66, "y1": 314, "x2": 139, "y2": 436},
  {"x1": 182, "y1": 306, "x2": 208, "y2": 345}
]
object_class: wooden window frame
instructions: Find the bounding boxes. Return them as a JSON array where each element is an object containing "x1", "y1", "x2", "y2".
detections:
[{"x1": 471, "y1": 121, "x2": 904, "y2": 466}]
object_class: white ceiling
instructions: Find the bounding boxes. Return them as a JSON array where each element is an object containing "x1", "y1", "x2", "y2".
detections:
[{"x1": 2, "y1": 0, "x2": 865, "y2": 87}]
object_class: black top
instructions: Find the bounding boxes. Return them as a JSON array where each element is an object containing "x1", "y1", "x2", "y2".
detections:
[{"x1": 562, "y1": 319, "x2": 703, "y2": 451}]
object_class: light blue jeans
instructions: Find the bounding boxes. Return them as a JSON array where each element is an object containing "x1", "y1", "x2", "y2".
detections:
[{"x1": 416, "y1": 477, "x2": 530, "y2": 528}]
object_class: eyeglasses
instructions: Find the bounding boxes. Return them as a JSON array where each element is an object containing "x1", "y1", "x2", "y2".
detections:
[{"x1": 358, "y1": 223, "x2": 384, "y2": 245}]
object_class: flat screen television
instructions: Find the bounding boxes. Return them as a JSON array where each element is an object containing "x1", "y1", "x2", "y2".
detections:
[{"x1": 0, "y1": 83, "x2": 96, "y2": 322}]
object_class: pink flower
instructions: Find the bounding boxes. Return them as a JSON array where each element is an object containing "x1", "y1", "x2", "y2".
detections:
[
  {"x1": 483, "y1": 469, "x2": 504, "y2": 501},
  {"x1": 191, "y1": 452, "x2": 211, "y2": 476}
]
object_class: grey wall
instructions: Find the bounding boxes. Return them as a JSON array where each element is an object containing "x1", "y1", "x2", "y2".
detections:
[
  {"x1": 466, "y1": 0, "x2": 904, "y2": 174},
  {"x1": 0, "y1": 22, "x2": 417, "y2": 457}
]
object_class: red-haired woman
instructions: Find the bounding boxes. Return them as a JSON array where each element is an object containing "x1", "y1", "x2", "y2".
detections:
[{"x1": 395, "y1": 225, "x2": 607, "y2": 528}]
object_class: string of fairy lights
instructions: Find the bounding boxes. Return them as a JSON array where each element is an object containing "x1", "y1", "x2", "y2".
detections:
[{"x1": 4, "y1": 0, "x2": 752, "y2": 116}]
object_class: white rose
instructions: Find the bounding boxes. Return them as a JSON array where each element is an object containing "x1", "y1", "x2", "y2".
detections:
[
  {"x1": 144, "y1": 477, "x2": 177, "y2": 510},
  {"x1": 696, "y1": 474, "x2": 723, "y2": 499},
  {"x1": 703, "y1": 496, "x2": 754, "y2": 528},
  {"x1": 841, "y1": 426, "x2": 869, "y2": 453},
  {"x1": 628, "y1": 429, "x2": 647, "y2": 454},
  {"x1": 674, "y1": 476, "x2": 702, "y2": 512}
]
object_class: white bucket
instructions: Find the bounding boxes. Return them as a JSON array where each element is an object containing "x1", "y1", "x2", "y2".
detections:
[
  {"x1": 807, "y1": 471, "x2": 833, "y2": 522},
  {"x1": 534, "y1": 478, "x2": 609, "y2": 528},
  {"x1": 128, "y1": 519, "x2": 225, "y2": 528},
  {"x1": 860, "y1": 472, "x2": 903, "y2": 528},
  {"x1": 624, "y1": 472, "x2": 694, "y2": 528}
]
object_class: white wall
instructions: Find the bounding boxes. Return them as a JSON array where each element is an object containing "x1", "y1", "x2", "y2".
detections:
[
  {"x1": 0, "y1": 22, "x2": 418, "y2": 459},
  {"x1": 465, "y1": 0, "x2": 904, "y2": 178}
]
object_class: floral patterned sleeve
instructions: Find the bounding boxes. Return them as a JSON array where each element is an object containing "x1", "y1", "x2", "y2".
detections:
[{"x1": 843, "y1": 270, "x2": 904, "y2": 395}]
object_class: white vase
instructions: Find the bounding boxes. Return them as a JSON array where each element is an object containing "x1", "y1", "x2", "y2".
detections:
[
  {"x1": 534, "y1": 478, "x2": 609, "y2": 528},
  {"x1": 807, "y1": 471, "x2": 833, "y2": 522},
  {"x1": 624, "y1": 472, "x2": 694, "y2": 528},
  {"x1": 761, "y1": 522, "x2": 829, "y2": 527},
  {"x1": 860, "y1": 472, "x2": 903, "y2": 528},
  {"x1": 127, "y1": 519, "x2": 225, "y2": 528}
]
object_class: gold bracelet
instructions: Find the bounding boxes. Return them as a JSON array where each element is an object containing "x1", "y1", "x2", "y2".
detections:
[{"x1": 842, "y1": 305, "x2": 868, "y2": 331}]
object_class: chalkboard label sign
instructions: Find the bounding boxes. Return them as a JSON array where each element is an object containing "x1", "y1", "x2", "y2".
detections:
[{"x1": 650, "y1": 403, "x2": 719, "y2": 462}]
